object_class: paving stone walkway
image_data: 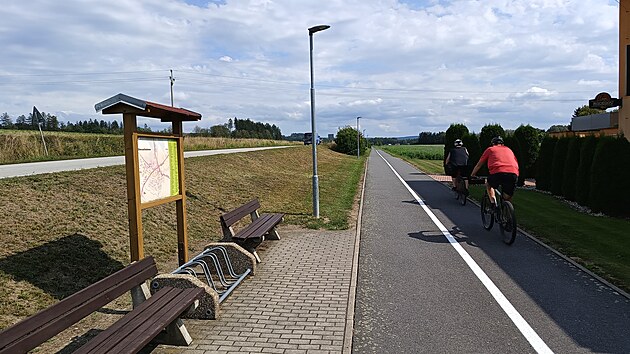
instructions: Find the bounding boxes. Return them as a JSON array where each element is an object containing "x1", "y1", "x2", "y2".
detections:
[{"x1": 154, "y1": 226, "x2": 356, "y2": 354}]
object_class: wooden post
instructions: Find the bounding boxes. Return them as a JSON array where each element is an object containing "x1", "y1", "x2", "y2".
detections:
[
  {"x1": 173, "y1": 121, "x2": 189, "y2": 265},
  {"x1": 124, "y1": 113, "x2": 144, "y2": 262}
]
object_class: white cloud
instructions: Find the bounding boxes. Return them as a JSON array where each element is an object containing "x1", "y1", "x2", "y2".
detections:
[{"x1": 0, "y1": 0, "x2": 621, "y2": 137}]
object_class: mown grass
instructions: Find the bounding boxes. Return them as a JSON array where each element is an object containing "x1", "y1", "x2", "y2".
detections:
[
  {"x1": 0, "y1": 129, "x2": 298, "y2": 164},
  {"x1": 381, "y1": 144, "x2": 444, "y2": 160},
  {"x1": 0, "y1": 145, "x2": 365, "y2": 330},
  {"x1": 379, "y1": 146, "x2": 445, "y2": 174},
  {"x1": 466, "y1": 185, "x2": 630, "y2": 293}
]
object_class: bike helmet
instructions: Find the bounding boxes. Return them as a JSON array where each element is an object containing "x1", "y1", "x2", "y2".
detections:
[
  {"x1": 491, "y1": 136, "x2": 504, "y2": 145},
  {"x1": 454, "y1": 139, "x2": 463, "y2": 147}
]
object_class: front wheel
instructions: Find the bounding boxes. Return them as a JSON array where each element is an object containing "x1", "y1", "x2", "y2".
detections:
[
  {"x1": 481, "y1": 193, "x2": 494, "y2": 230},
  {"x1": 499, "y1": 201, "x2": 517, "y2": 245}
]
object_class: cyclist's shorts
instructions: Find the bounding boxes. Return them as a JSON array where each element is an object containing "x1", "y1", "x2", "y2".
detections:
[
  {"x1": 488, "y1": 173, "x2": 518, "y2": 196},
  {"x1": 448, "y1": 164, "x2": 470, "y2": 178}
]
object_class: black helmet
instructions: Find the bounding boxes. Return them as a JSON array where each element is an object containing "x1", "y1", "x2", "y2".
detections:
[
  {"x1": 491, "y1": 136, "x2": 504, "y2": 145},
  {"x1": 454, "y1": 139, "x2": 463, "y2": 147}
]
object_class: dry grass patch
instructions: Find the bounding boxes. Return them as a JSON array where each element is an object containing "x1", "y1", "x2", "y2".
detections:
[{"x1": 0, "y1": 145, "x2": 364, "y2": 335}]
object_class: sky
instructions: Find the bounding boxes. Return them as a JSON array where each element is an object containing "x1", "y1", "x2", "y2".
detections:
[{"x1": 0, "y1": 0, "x2": 622, "y2": 138}]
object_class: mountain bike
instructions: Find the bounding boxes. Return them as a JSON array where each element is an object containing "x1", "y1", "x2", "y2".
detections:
[{"x1": 480, "y1": 183, "x2": 517, "y2": 245}]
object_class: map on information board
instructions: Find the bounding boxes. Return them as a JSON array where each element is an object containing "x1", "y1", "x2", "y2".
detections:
[{"x1": 137, "y1": 137, "x2": 179, "y2": 203}]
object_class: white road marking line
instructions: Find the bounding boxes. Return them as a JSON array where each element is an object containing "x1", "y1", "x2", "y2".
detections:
[{"x1": 376, "y1": 150, "x2": 553, "y2": 354}]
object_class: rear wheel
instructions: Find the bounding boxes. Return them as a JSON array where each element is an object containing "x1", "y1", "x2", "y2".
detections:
[
  {"x1": 481, "y1": 192, "x2": 494, "y2": 230},
  {"x1": 458, "y1": 177, "x2": 467, "y2": 206},
  {"x1": 500, "y1": 201, "x2": 517, "y2": 245}
]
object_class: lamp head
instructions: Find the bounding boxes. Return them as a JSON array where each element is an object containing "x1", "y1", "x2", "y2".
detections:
[{"x1": 309, "y1": 25, "x2": 331, "y2": 35}]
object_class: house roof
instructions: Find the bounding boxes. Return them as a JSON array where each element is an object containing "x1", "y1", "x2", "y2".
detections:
[{"x1": 95, "y1": 93, "x2": 201, "y2": 122}]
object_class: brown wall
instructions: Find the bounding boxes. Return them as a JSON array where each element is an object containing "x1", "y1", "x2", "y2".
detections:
[{"x1": 620, "y1": 0, "x2": 630, "y2": 138}]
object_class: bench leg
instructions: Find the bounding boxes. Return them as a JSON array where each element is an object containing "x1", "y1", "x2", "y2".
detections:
[
  {"x1": 267, "y1": 227, "x2": 280, "y2": 240},
  {"x1": 252, "y1": 251, "x2": 262, "y2": 263},
  {"x1": 153, "y1": 318, "x2": 194, "y2": 346},
  {"x1": 131, "y1": 283, "x2": 151, "y2": 308}
]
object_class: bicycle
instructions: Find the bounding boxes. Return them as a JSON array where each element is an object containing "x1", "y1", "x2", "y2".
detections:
[
  {"x1": 480, "y1": 182, "x2": 517, "y2": 245},
  {"x1": 453, "y1": 174, "x2": 468, "y2": 206}
]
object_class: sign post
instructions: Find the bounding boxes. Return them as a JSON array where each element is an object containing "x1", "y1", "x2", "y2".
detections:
[{"x1": 95, "y1": 93, "x2": 201, "y2": 266}]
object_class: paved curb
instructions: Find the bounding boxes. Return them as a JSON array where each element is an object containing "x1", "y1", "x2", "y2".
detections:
[
  {"x1": 342, "y1": 155, "x2": 368, "y2": 354},
  {"x1": 427, "y1": 172, "x2": 630, "y2": 301}
]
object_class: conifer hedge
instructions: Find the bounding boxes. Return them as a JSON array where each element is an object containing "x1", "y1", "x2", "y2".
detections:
[
  {"x1": 561, "y1": 137, "x2": 582, "y2": 201},
  {"x1": 575, "y1": 135, "x2": 598, "y2": 206},
  {"x1": 589, "y1": 136, "x2": 630, "y2": 216},
  {"x1": 536, "y1": 136, "x2": 557, "y2": 191},
  {"x1": 513, "y1": 124, "x2": 542, "y2": 182},
  {"x1": 551, "y1": 137, "x2": 570, "y2": 196}
]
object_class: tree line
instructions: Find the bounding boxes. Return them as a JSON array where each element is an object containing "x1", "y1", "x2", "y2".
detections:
[
  {"x1": 0, "y1": 111, "x2": 127, "y2": 134},
  {"x1": 1, "y1": 111, "x2": 282, "y2": 139},
  {"x1": 189, "y1": 117, "x2": 282, "y2": 140}
]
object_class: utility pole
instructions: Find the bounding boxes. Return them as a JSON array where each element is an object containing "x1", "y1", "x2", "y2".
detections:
[{"x1": 170, "y1": 69, "x2": 175, "y2": 107}]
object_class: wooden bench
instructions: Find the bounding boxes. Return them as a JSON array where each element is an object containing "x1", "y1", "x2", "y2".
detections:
[
  {"x1": 0, "y1": 256, "x2": 203, "y2": 354},
  {"x1": 220, "y1": 199, "x2": 284, "y2": 262}
]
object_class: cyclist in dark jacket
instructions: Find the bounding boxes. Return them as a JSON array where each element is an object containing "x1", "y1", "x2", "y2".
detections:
[{"x1": 445, "y1": 139, "x2": 469, "y2": 191}]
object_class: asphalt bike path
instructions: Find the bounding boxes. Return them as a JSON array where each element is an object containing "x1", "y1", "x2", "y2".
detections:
[{"x1": 353, "y1": 149, "x2": 630, "y2": 353}]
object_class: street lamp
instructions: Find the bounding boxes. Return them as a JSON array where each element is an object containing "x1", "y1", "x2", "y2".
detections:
[
  {"x1": 356, "y1": 116, "x2": 361, "y2": 158},
  {"x1": 309, "y1": 24, "x2": 330, "y2": 219}
]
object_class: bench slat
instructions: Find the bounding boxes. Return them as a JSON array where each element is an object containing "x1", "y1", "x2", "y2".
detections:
[
  {"x1": 113, "y1": 288, "x2": 202, "y2": 354},
  {"x1": 0, "y1": 257, "x2": 158, "y2": 354},
  {"x1": 234, "y1": 213, "x2": 283, "y2": 240},
  {"x1": 220, "y1": 199, "x2": 260, "y2": 227},
  {"x1": 77, "y1": 287, "x2": 202, "y2": 354}
]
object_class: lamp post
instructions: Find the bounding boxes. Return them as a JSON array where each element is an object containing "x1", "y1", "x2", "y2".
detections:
[
  {"x1": 309, "y1": 24, "x2": 330, "y2": 219},
  {"x1": 356, "y1": 116, "x2": 361, "y2": 158}
]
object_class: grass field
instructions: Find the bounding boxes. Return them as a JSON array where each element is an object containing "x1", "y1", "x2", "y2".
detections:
[
  {"x1": 380, "y1": 145, "x2": 445, "y2": 174},
  {"x1": 0, "y1": 145, "x2": 365, "y2": 332},
  {"x1": 380, "y1": 144, "x2": 444, "y2": 160},
  {"x1": 0, "y1": 129, "x2": 298, "y2": 164}
]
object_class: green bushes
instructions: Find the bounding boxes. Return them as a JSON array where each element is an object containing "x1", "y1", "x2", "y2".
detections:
[
  {"x1": 536, "y1": 134, "x2": 630, "y2": 217},
  {"x1": 562, "y1": 137, "x2": 582, "y2": 201},
  {"x1": 551, "y1": 137, "x2": 570, "y2": 196},
  {"x1": 333, "y1": 126, "x2": 367, "y2": 156},
  {"x1": 575, "y1": 136, "x2": 597, "y2": 206},
  {"x1": 513, "y1": 124, "x2": 543, "y2": 182},
  {"x1": 536, "y1": 137, "x2": 557, "y2": 191},
  {"x1": 588, "y1": 137, "x2": 630, "y2": 216},
  {"x1": 462, "y1": 133, "x2": 481, "y2": 166}
]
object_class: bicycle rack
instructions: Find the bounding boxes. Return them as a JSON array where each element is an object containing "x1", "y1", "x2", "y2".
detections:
[{"x1": 172, "y1": 245, "x2": 251, "y2": 303}]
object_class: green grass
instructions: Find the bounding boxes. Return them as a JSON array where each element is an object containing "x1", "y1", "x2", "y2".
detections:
[
  {"x1": 379, "y1": 146, "x2": 445, "y2": 175},
  {"x1": 468, "y1": 185, "x2": 630, "y2": 293},
  {"x1": 381, "y1": 144, "x2": 444, "y2": 160}
]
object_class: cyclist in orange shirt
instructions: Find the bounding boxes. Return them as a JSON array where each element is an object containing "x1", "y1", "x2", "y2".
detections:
[{"x1": 471, "y1": 136, "x2": 519, "y2": 205}]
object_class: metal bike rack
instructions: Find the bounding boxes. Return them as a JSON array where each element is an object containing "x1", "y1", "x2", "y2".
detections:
[{"x1": 172, "y1": 246, "x2": 251, "y2": 303}]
